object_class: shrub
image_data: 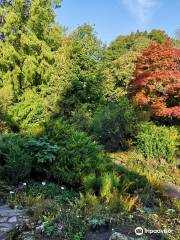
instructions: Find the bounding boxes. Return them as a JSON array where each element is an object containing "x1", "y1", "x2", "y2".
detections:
[
  {"x1": 136, "y1": 123, "x2": 179, "y2": 162},
  {"x1": 26, "y1": 137, "x2": 59, "y2": 178},
  {"x1": 45, "y1": 120, "x2": 112, "y2": 189},
  {"x1": 83, "y1": 172, "x2": 119, "y2": 199},
  {"x1": 91, "y1": 98, "x2": 138, "y2": 151},
  {"x1": 0, "y1": 134, "x2": 33, "y2": 183}
]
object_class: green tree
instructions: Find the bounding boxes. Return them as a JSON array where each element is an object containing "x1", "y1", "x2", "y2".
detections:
[
  {"x1": 102, "y1": 51, "x2": 139, "y2": 101},
  {"x1": 0, "y1": 0, "x2": 63, "y2": 130},
  {"x1": 148, "y1": 29, "x2": 168, "y2": 43},
  {"x1": 101, "y1": 32, "x2": 151, "y2": 101},
  {"x1": 56, "y1": 24, "x2": 104, "y2": 117}
]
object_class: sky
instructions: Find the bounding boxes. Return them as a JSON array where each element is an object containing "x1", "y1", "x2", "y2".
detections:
[{"x1": 56, "y1": 0, "x2": 180, "y2": 44}]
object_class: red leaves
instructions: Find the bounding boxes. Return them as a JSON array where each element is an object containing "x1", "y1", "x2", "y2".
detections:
[{"x1": 130, "y1": 40, "x2": 180, "y2": 119}]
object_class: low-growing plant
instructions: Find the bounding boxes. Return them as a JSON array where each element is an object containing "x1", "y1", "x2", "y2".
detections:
[
  {"x1": 7, "y1": 192, "x2": 44, "y2": 209},
  {"x1": 44, "y1": 222, "x2": 58, "y2": 237},
  {"x1": 108, "y1": 190, "x2": 138, "y2": 213},
  {"x1": 27, "y1": 182, "x2": 62, "y2": 198},
  {"x1": 100, "y1": 173, "x2": 119, "y2": 199},
  {"x1": 57, "y1": 206, "x2": 87, "y2": 240}
]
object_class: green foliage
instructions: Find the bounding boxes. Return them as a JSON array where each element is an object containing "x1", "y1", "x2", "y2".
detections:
[
  {"x1": 27, "y1": 137, "x2": 59, "y2": 164},
  {"x1": 102, "y1": 51, "x2": 139, "y2": 99},
  {"x1": 44, "y1": 222, "x2": 58, "y2": 237},
  {"x1": 57, "y1": 24, "x2": 104, "y2": 117},
  {"x1": 28, "y1": 182, "x2": 62, "y2": 198},
  {"x1": 57, "y1": 206, "x2": 87, "y2": 240},
  {"x1": 107, "y1": 190, "x2": 138, "y2": 213},
  {"x1": 8, "y1": 88, "x2": 52, "y2": 131},
  {"x1": 91, "y1": 98, "x2": 138, "y2": 151},
  {"x1": 0, "y1": 0, "x2": 63, "y2": 127},
  {"x1": 148, "y1": 29, "x2": 168, "y2": 43},
  {"x1": 136, "y1": 123, "x2": 179, "y2": 162},
  {"x1": 45, "y1": 119, "x2": 111, "y2": 188},
  {"x1": 101, "y1": 32, "x2": 152, "y2": 101},
  {"x1": 27, "y1": 182, "x2": 79, "y2": 203},
  {"x1": 70, "y1": 104, "x2": 93, "y2": 132},
  {"x1": 104, "y1": 31, "x2": 150, "y2": 62},
  {"x1": 100, "y1": 173, "x2": 119, "y2": 199},
  {"x1": 26, "y1": 137, "x2": 59, "y2": 178},
  {"x1": 0, "y1": 110, "x2": 19, "y2": 133},
  {"x1": 0, "y1": 134, "x2": 32, "y2": 183}
]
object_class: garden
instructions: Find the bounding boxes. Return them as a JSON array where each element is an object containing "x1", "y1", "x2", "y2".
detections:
[{"x1": 0, "y1": 1, "x2": 179, "y2": 240}]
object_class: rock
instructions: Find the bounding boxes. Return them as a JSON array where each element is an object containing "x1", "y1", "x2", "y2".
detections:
[
  {"x1": 35, "y1": 225, "x2": 43, "y2": 234},
  {"x1": 8, "y1": 216, "x2": 17, "y2": 223},
  {"x1": 0, "y1": 217, "x2": 8, "y2": 223},
  {"x1": 0, "y1": 227, "x2": 10, "y2": 232},
  {"x1": 0, "y1": 223, "x2": 13, "y2": 229},
  {"x1": 18, "y1": 231, "x2": 35, "y2": 240},
  {"x1": 109, "y1": 232, "x2": 128, "y2": 240},
  {"x1": 35, "y1": 222, "x2": 46, "y2": 234},
  {"x1": 0, "y1": 209, "x2": 23, "y2": 217},
  {"x1": 0, "y1": 203, "x2": 24, "y2": 239},
  {"x1": 57, "y1": 223, "x2": 64, "y2": 234},
  {"x1": 37, "y1": 220, "x2": 42, "y2": 225}
]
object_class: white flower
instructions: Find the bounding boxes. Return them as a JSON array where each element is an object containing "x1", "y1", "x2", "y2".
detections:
[
  {"x1": 42, "y1": 182, "x2": 46, "y2": 186},
  {"x1": 10, "y1": 191, "x2": 15, "y2": 194},
  {"x1": 61, "y1": 186, "x2": 65, "y2": 190},
  {"x1": 23, "y1": 182, "x2": 27, "y2": 186}
]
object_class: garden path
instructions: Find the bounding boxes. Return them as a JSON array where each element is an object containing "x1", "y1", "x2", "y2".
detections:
[{"x1": 0, "y1": 204, "x2": 23, "y2": 240}]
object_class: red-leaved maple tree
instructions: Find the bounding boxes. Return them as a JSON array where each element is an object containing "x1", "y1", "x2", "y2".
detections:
[{"x1": 130, "y1": 40, "x2": 180, "y2": 119}]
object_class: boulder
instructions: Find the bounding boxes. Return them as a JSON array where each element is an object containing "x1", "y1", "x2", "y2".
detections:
[{"x1": 109, "y1": 232, "x2": 128, "y2": 240}]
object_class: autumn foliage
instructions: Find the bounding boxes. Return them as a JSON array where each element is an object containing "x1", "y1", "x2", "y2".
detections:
[{"x1": 130, "y1": 40, "x2": 180, "y2": 119}]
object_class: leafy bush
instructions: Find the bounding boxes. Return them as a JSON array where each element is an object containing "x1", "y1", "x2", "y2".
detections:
[
  {"x1": 26, "y1": 137, "x2": 59, "y2": 178},
  {"x1": 45, "y1": 120, "x2": 112, "y2": 189},
  {"x1": 0, "y1": 134, "x2": 33, "y2": 183},
  {"x1": 91, "y1": 98, "x2": 138, "y2": 151},
  {"x1": 136, "y1": 123, "x2": 179, "y2": 162}
]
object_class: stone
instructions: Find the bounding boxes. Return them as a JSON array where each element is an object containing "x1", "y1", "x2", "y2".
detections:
[
  {"x1": 35, "y1": 225, "x2": 43, "y2": 234},
  {"x1": 0, "y1": 227, "x2": 10, "y2": 232},
  {"x1": 8, "y1": 216, "x2": 17, "y2": 223},
  {"x1": 109, "y1": 232, "x2": 128, "y2": 240},
  {"x1": 0, "y1": 223, "x2": 13, "y2": 229},
  {"x1": 19, "y1": 231, "x2": 35, "y2": 240},
  {"x1": 0, "y1": 209, "x2": 23, "y2": 217},
  {"x1": 0, "y1": 203, "x2": 24, "y2": 239},
  {"x1": 0, "y1": 217, "x2": 8, "y2": 223}
]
